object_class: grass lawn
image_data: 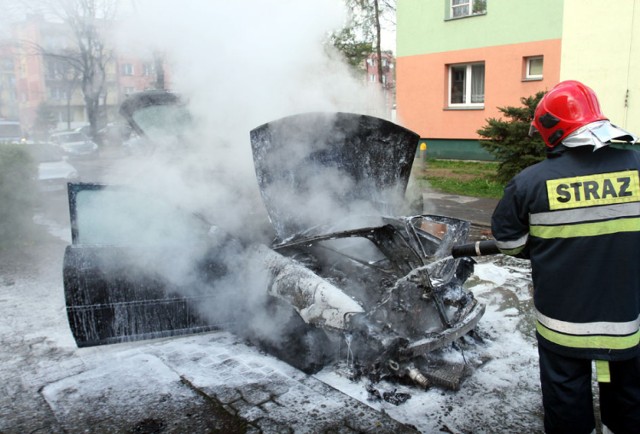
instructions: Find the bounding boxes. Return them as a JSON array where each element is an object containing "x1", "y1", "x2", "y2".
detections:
[{"x1": 412, "y1": 159, "x2": 505, "y2": 199}]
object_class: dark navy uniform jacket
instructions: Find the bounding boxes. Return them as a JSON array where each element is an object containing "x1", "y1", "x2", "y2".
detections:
[{"x1": 491, "y1": 146, "x2": 640, "y2": 361}]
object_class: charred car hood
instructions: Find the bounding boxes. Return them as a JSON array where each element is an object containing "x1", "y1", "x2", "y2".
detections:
[{"x1": 250, "y1": 112, "x2": 419, "y2": 242}]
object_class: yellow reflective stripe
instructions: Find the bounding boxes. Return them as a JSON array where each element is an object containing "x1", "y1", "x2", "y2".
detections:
[
  {"x1": 595, "y1": 360, "x2": 611, "y2": 383},
  {"x1": 536, "y1": 321, "x2": 640, "y2": 350},
  {"x1": 530, "y1": 217, "x2": 640, "y2": 239},
  {"x1": 498, "y1": 246, "x2": 525, "y2": 256}
]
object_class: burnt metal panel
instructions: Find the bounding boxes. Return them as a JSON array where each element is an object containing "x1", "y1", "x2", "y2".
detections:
[{"x1": 250, "y1": 112, "x2": 420, "y2": 241}]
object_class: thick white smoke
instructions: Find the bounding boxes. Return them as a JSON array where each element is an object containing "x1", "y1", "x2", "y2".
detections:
[
  {"x1": 87, "y1": 0, "x2": 393, "y2": 349},
  {"x1": 108, "y1": 0, "x2": 387, "y2": 235}
]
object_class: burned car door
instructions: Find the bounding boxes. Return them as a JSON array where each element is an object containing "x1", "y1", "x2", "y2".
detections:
[{"x1": 63, "y1": 183, "x2": 229, "y2": 346}]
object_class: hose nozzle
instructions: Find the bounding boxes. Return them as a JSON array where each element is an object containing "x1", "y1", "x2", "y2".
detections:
[{"x1": 451, "y1": 240, "x2": 500, "y2": 258}]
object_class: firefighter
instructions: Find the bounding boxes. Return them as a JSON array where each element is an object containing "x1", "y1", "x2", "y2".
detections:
[{"x1": 491, "y1": 80, "x2": 640, "y2": 434}]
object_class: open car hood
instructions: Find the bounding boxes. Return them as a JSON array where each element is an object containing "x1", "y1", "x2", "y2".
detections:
[{"x1": 250, "y1": 113, "x2": 419, "y2": 242}]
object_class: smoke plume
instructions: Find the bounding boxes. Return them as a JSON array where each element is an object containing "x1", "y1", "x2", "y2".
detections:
[{"x1": 89, "y1": 0, "x2": 395, "y2": 347}]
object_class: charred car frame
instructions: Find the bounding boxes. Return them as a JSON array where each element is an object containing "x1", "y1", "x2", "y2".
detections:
[{"x1": 63, "y1": 91, "x2": 485, "y2": 390}]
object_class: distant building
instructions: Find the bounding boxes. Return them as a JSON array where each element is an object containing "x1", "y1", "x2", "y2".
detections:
[
  {"x1": 0, "y1": 43, "x2": 19, "y2": 120},
  {"x1": 5, "y1": 14, "x2": 169, "y2": 134},
  {"x1": 364, "y1": 51, "x2": 395, "y2": 119},
  {"x1": 396, "y1": 0, "x2": 640, "y2": 160}
]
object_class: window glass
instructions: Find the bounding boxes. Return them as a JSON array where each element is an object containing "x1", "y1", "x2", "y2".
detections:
[
  {"x1": 472, "y1": 0, "x2": 487, "y2": 14},
  {"x1": 450, "y1": 65, "x2": 466, "y2": 104},
  {"x1": 471, "y1": 64, "x2": 485, "y2": 103},
  {"x1": 527, "y1": 56, "x2": 543, "y2": 78},
  {"x1": 131, "y1": 104, "x2": 192, "y2": 143},
  {"x1": 451, "y1": 0, "x2": 470, "y2": 18},
  {"x1": 449, "y1": 63, "x2": 484, "y2": 106},
  {"x1": 450, "y1": 0, "x2": 486, "y2": 18},
  {"x1": 122, "y1": 64, "x2": 134, "y2": 76},
  {"x1": 73, "y1": 188, "x2": 206, "y2": 246}
]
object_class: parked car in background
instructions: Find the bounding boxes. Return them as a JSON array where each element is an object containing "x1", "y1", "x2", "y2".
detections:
[
  {"x1": 121, "y1": 132, "x2": 153, "y2": 156},
  {"x1": 98, "y1": 122, "x2": 132, "y2": 146},
  {"x1": 27, "y1": 143, "x2": 78, "y2": 192},
  {"x1": 73, "y1": 125, "x2": 92, "y2": 136},
  {"x1": 49, "y1": 131, "x2": 99, "y2": 159},
  {"x1": 0, "y1": 120, "x2": 26, "y2": 144}
]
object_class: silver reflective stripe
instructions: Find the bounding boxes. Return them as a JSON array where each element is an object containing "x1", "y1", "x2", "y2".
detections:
[
  {"x1": 495, "y1": 233, "x2": 528, "y2": 250},
  {"x1": 536, "y1": 309, "x2": 640, "y2": 336},
  {"x1": 531, "y1": 202, "x2": 640, "y2": 225}
]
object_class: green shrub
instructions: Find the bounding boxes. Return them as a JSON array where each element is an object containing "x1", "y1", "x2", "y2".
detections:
[
  {"x1": 477, "y1": 92, "x2": 547, "y2": 183},
  {"x1": 0, "y1": 144, "x2": 38, "y2": 247}
]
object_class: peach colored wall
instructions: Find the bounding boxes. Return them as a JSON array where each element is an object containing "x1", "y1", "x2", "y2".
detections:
[{"x1": 396, "y1": 39, "x2": 562, "y2": 139}]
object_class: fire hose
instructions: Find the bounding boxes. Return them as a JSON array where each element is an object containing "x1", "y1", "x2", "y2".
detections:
[{"x1": 451, "y1": 240, "x2": 500, "y2": 258}]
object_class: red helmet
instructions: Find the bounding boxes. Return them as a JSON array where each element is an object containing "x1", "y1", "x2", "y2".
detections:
[{"x1": 532, "y1": 80, "x2": 607, "y2": 148}]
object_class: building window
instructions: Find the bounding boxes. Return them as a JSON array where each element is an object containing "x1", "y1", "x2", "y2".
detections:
[
  {"x1": 450, "y1": 0, "x2": 487, "y2": 19},
  {"x1": 448, "y1": 62, "x2": 485, "y2": 107},
  {"x1": 123, "y1": 87, "x2": 135, "y2": 95},
  {"x1": 1, "y1": 58, "x2": 14, "y2": 71},
  {"x1": 121, "y1": 64, "x2": 134, "y2": 76},
  {"x1": 49, "y1": 87, "x2": 67, "y2": 100},
  {"x1": 142, "y1": 62, "x2": 155, "y2": 76},
  {"x1": 524, "y1": 56, "x2": 543, "y2": 80}
]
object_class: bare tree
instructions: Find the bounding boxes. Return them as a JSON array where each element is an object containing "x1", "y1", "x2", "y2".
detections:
[
  {"x1": 20, "y1": 0, "x2": 116, "y2": 140},
  {"x1": 56, "y1": 0, "x2": 116, "y2": 140}
]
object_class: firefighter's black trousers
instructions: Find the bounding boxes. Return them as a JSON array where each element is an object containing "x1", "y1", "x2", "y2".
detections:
[{"x1": 538, "y1": 345, "x2": 640, "y2": 434}]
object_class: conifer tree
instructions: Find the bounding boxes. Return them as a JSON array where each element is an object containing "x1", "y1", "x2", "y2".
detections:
[{"x1": 477, "y1": 92, "x2": 547, "y2": 183}]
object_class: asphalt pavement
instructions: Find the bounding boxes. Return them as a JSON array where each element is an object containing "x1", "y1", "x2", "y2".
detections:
[{"x1": 421, "y1": 187, "x2": 499, "y2": 240}]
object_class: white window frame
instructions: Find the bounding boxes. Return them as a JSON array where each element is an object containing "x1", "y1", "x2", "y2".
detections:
[
  {"x1": 450, "y1": 0, "x2": 487, "y2": 19},
  {"x1": 525, "y1": 56, "x2": 543, "y2": 80},
  {"x1": 448, "y1": 62, "x2": 485, "y2": 108}
]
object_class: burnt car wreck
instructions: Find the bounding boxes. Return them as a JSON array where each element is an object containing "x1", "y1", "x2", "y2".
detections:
[{"x1": 63, "y1": 91, "x2": 486, "y2": 392}]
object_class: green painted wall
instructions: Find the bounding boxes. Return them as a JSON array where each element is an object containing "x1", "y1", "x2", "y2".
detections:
[
  {"x1": 416, "y1": 139, "x2": 495, "y2": 161},
  {"x1": 397, "y1": 0, "x2": 564, "y2": 57}
]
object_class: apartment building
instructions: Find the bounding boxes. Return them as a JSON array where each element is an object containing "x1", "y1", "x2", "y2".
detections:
[
  {"x1": 6, "y1": 14, "x2": 168, "y2": 133},
  {"x1": 396, "y1": 0, "x2": 640, "y2": 159},
  {"x1": 0, "y1": 44, "x2": 19, "y2": 120},
  {"x1": 364, "y1": 51, "x2": 396, "y2": 118}
]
